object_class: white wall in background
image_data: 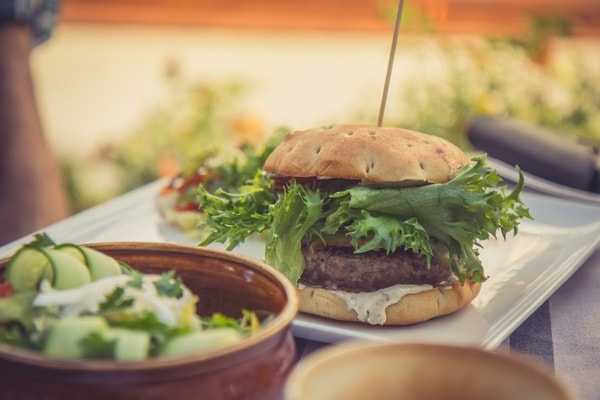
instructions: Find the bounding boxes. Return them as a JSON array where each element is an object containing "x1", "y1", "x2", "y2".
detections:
[
  {"x1": 31, "y1": 24, "x2": 600, "y2": 158},
  {"x1": 31, "y1": 24, "x2": 413, "y2": 157}
]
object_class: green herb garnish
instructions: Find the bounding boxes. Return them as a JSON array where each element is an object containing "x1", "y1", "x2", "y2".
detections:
[{"x1": 154, "y1": 270, "x2": 184, "y2": 298}]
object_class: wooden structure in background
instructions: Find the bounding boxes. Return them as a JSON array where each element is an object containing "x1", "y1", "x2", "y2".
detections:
[{"x1": 60, "y1": 0, "x2": 600, "y2": 36}]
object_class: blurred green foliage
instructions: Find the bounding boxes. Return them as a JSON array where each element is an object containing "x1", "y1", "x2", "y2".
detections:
[
  {"x1": 108, "y1": 79, "x2": 250, "y2": 193},
  {"x1": 357, "y1": 11, "x2": 599, "y2": 150},
  {"x1": 61, "y1": 75, "x2": 266, "y2": 213},
  {"x1": 370, "y1": 37, "x2": 600, "y2": 150},
  {"x1": 61, "y1": 11, "x2": 600, "y2": 214}
]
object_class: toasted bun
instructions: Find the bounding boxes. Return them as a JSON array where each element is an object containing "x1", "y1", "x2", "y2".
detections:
[
  {"x1": 297, "y1": 280, "x2": 481, "y2": 325},
  {"x1": 263, "y1": 124, "x2": 469, "y2": 185}
]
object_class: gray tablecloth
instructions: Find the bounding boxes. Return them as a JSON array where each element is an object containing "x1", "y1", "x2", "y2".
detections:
[{"x1": 515, "y1": 249, "x2": 600, "y2": 400}]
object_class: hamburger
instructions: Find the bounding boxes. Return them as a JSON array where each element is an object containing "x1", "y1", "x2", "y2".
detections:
[{"x1": 198, "y1": 124, "x2": 530, "y2": 325}]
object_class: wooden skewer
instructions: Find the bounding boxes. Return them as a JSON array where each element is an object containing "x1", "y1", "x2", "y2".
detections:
[{"x1": 377, "y1": 0, "x2": 405, "y2": 127}]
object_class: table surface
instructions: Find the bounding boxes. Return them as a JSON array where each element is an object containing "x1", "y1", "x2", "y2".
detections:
[{"x1": 1, "y1": 179, "x2": 598, "y2": 400}]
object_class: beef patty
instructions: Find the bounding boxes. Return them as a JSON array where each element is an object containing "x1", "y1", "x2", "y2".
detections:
[{"x1": 300, "y1": 241, "x2": 453, "y2": 292}]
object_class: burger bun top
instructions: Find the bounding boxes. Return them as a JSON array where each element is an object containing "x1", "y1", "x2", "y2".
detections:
[{"x1": 263, "y1": 124, "x2": 469, "y2": 185}]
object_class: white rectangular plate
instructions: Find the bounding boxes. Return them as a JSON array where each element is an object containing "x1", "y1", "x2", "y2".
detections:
[
  {"x1": 291, "y1": 192, "x2": 600, "y2": 348},
  {"x1": 1, "y1": 182, "x2": 597, "y2": 350}
]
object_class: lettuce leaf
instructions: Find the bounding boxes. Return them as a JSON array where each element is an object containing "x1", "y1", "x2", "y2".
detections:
[
  {"x1": 329, "y1": 156, "x2": 531, "y2": 283},
  {"x1": 197, "y1": 155, "x2": 531, "y2": 285},
  {"x1": 198, "y1": 171, "x2": 278, "y2": 248},
  {"x1": 264, "y1": 184, "x2": 326, "y2": 282}
]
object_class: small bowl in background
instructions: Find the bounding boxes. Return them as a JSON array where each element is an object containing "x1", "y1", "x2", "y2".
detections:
[
  {"x1": 0, "y1": 242, "x2": 299, "y2": 400},
  {"x1": 285, "y1": 341, "x2": 575, "y2": 400}
]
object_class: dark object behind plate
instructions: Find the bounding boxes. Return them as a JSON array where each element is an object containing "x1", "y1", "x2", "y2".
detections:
[{"x1": 467, "y1": 116, "x2": 600, "y2": 193}]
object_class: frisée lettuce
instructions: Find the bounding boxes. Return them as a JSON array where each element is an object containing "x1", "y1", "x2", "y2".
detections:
[{"x1": 198, "y1": 155, "x2": 531, "y2": 285}]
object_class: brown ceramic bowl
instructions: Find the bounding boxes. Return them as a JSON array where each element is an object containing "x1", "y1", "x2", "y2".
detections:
[
  {"x1": 285, "y1": 341, "x2": 576, "y2": 400},
  {"x1": 0, "y1": 242, "x2": 299, "y2": 400}
]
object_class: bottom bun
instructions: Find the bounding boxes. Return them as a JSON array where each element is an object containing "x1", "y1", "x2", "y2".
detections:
[{"x1": 297, "y1": 280, "x2": 481, "y2": 325}]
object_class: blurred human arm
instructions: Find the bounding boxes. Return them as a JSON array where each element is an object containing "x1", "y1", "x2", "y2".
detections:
[{"x1": 0, "y1": 17, "x2": 69, "y2": 245}]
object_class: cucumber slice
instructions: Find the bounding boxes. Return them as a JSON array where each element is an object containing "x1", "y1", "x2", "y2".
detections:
[
  {"x1": 160, "y1": 328, "x2": 243, "y2": 357},
  {"x1": 55, "y1": 244, "x2": 122, "y2": 281},
  {"x1": 43, "y1": 316, "x2": 108, "y2": 359},
  {"x1": 54, "y1": 244, "x2": 86, "y2": 263},
  {"x1": 78, "y1": 246, "x2": 122, "y2": 281},
  {"x1": 105, "y1": 328, "x2": 150, "y2": 361},
  {"x1": 37, "y1": 248, "x2": 92, "y2": 290},
  {"x1": 0, "y1": 292, "x2": 37, "y2": 330},
  {"x1": 4, "y1": 246, "x2": 53, "y2": 292}
]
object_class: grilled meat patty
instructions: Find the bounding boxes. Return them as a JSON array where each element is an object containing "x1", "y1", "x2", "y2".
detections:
[{"x1": 300, "y1": 241, "x2": 453, "y2": 292}]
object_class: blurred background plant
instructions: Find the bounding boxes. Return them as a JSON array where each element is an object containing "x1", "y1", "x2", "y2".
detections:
[
  {"x1": 59, "y1": 10, "x2": 599, "y2": 214},
  {"x1": 61, "y1": 63, "x2": 274, "y2": 212},
  {"x1": 356, "y1": 9, "x2": 599, "y2": 149}
]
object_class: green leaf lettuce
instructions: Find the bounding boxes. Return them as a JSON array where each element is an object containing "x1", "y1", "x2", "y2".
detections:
[{"x1": 198, "y1": 154, "x2": 531, "y2": 285}]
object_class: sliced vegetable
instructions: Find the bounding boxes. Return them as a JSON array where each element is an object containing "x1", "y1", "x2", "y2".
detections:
[
  {"x1": 160, "y1": 328, "x2": 242, "y2": 357},
  {"x1": 79, "y1": 246, "x2": 122, "y2": 280},
  {"x1": 106, "y1": 328, "x2": 151, "y2": 361},
  {"x1": 37, "y1": 248, "x2": 92, "y2": 290},
  {"x1": 43, "y1": 316, "x2": 109, "y2": 359},
  {"x1": 0, "y1": 292, "x2": 37, "y2": 330},
  {"x1": 5, "y1": 247, "x2": 53, "y2": 292},
  {"x1": 54, "y1": 244, "x2": 86, "y2": 263},
  {"x1": 55, "y1": 244, "x2": 122, "y2": 281}
]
